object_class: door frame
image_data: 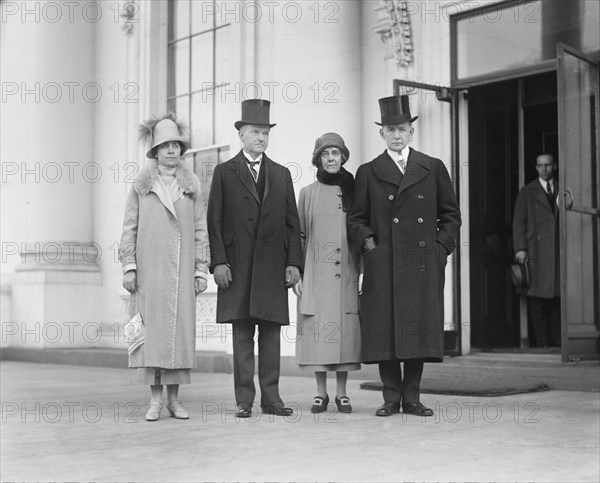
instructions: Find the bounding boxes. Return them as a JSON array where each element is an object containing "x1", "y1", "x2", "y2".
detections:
[{"x1": 392, "y1": 79, "x2": 464, "y2": 355}]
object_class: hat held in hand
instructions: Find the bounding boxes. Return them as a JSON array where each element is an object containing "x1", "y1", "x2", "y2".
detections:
[{"x1": 510, "y1": 261, "x2": 530, "y2": 291}]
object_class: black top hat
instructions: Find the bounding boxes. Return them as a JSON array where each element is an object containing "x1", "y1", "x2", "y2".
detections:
[
  {"x1": 375, "y1": 95, "x2": 418, "y2": 126},
  {"x1": 234, "y1": 99, "x2": 277, "y2": 130}
]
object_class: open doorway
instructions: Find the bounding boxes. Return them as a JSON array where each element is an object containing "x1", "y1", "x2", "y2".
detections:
[{"x1": 468, "y1": 71, "x2": 558, "y2": 350}]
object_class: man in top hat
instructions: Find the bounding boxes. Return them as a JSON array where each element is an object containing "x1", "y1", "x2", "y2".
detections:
[
  {"x1": 207, "y1": 99, "x2": 303, "y2": 418},
  {"x1": 512, "y1": 153, "x2": 561, "y2": 347},
  {"x1": 347, "y1": 95, "x2": 461, "y2": 417}
]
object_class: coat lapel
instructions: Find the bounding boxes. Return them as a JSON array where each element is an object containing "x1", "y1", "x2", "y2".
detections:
[
  {"x1": 234, "y1": 151, "x2": 261, "y2": 204},
  {"x1": 150, "y1": 177, "x2": 178, "y2": 219},
  {"x1": 532, "y1": 180, "x2": 554, "y2": 214},
  {"x1": 397, "y1": 149, "x2": 431, "y2": 195},
  {"x1": 373, "y1": 151, "x2": 402, "y2": 187},
  {"x1": 262, "y1": 155, "x2": 272, "y2": 202}
]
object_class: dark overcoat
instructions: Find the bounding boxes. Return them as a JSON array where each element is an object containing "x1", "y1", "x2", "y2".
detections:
[
  {"x1": 512, "y1": 179, "x2": 560, "y2": 298},
  {"x1": 207, "y1": 150, "x2": 303, "y2": 325},
  {"x1": 347, "y1": 149, "x2": 461, "y2": 363}
]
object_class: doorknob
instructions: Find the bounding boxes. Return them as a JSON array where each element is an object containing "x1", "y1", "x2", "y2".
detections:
[{"x1": 564, "y1": 190, "x2": 574, "y2": 210}]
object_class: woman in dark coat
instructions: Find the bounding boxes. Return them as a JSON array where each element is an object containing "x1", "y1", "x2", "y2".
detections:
[{"x1": 294, "y1": 133, "x2": 361, "y2": 414}]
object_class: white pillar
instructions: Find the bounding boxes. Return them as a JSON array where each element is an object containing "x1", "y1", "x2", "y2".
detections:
[{"x1": 1, "y1": 4, "x2": 101, "y2": 348}]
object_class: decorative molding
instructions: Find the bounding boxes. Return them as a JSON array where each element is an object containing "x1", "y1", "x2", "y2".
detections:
[
  {"x1": 121, "y1": 2, "x2": 137, "y2": 37},
  {"x1": 373, "y1": 0, "x2": 414, "y2": 68}
]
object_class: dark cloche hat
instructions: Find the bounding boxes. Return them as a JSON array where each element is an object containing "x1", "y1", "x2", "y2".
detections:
[
  {"x1": 375, "y1": 95, "x2": 418, "y2": 126},
  {"x1": 312, "y1": 132, "x2": 350, "y2": 167},
  {"x1": 234, "y1": 99, "x2": 277, "y2": 130}
]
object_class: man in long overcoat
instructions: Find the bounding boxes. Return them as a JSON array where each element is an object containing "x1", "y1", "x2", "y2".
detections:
[
  {"x1": 207, "y1": 99, "x2": 303, "y2": 418},
  {"x1": 512, "y1": 153, "x2": 560, "y2": 347},
  {"x1": 347, "y1": 95, "x2": 461, "y2": 417}
]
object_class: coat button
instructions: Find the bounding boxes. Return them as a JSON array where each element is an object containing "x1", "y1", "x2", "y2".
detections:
[
  {"x1": 335, "y1": 248, "x2": 341, "y2": 253},
  {"x1": 337, "y1": 192, "x2": 342, "y2": 197},
  {"x1": 417, "y1": 217, "x2": 424, "y2": 223},
  {"x1": 388, "y1": 195, "x2": 394, "y2": 200},
  {"x1": 248, "y1": 217, "x2": 254, "y2": 221},
  {"x1": 419, "y1": 265, "x2": 426, "y2": 271},
  {"x1": 418, "y1": 194, "x2": 424, "y2": 200},
  {"x1": 393, "y1": 218, "x2": 399, "y2": 224},
  {"x1": 419, "y1": 241, "x2": 426, "y2": 247},
  {"x1": 335, "y1": 273, "x2": 341, "y2": 279},
  {"x1": 335, "y1": 260, "x2": 341, "y2": 265},
  {"x1": 337, "y1": 204, "x2": 342, "y2": 209}
]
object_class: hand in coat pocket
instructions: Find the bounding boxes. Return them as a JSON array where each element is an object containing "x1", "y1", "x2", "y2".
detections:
[{"x1": 214, "y1": 264, "x2": 232, "y2": 289}]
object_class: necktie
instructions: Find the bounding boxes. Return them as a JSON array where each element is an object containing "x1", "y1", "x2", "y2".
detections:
[
  {"x1": 248, "y1": 161, "x2": 259, "y2": 182},
  {"x1": 546, "y1": 182, "x2": 554, "y2": 210},
  {"x1": 398, "y1": 155, "x2": 406, "y2": 174}
]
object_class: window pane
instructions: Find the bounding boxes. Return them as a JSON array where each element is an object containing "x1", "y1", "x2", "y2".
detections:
[
  {"x1": 455, "y1": 0, "x2": 600, "y2": 81},
  {"x1": 216, "y1": 1, "x2": 236, "y2": 26},
  {"x1": 175, "y1": 95, "x2": 190, "y2": 127},
  {"x1": 172, "y1": 40, "x2": 190, "y2": 95},
  {"x1": 215, "y1": 26, "x2": 231, "y2": 86},
  {"x1": 191, "y1": 0, "x2": 214, "y2": 32},
  {"x1": 456, "y1": 1, "x2": 543, "y2": 79},
  {"x1": 171, "y1": 0, "x2": 190, "y2": 41},
  {"x1": 191, "y1": 92, "x2": 213, "y2": 146},
  {"x1": 191, "y1": 32, "x2": 214, "y2": 92},
  {"x1": 582, "y1": 0, "x2": 600, "y2": 54},
  {"x1": 214, "y1": 88, "x2": 231, "y2": 146}
]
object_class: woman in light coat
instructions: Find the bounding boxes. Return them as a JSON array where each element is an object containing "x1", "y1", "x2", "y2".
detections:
[
  {"x1": 120, "y1": 113, "x2": 209, "y2": 421},
  {"x1": 295, "y1": 133, "x2": 361, "y2": 413}
]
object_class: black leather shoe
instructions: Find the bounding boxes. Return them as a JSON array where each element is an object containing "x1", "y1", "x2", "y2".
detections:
[
  {"x1": 310, "y1": 395, "x2": 329, "y2": 414},
  {"x1": 402, "y1": 401, "x2": 434, "y2": 417},
  {"x1": 375, "y1": 402, "x2": 400, "y2": 417},
  {"x1": 261, "y1": 403, "x2": 293, "y2": 416},
  {"x1": 236, "y1": 403, "x2": 252, "y2": 418}
]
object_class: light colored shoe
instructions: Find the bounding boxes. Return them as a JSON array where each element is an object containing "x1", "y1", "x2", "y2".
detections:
[
  {"x1": 166, "y1": 400, "x2": 189, "y2": 419},
  {"x1": 145, "y1": 402, "x2": 163, "y2": 421}
]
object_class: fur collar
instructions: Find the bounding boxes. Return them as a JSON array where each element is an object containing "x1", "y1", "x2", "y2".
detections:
[{"x1": 135, "y1": 159, "x2": 200, "y2": 198}]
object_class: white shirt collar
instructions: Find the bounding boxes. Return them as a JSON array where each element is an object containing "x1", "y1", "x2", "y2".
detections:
[
  {"x1": 387, "y1": 146, "x2": 410, "y2": 173},
  {"x1": 243, "y1": 151, "x2": 263, "y2": 163},
  {"x1": 539, "y1": 177, "x2": 554, "y2": 190}
]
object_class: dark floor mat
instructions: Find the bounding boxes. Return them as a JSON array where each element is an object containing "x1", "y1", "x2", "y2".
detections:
[{"x1": 360, "y1": 380, "x2": 551, "y2": 397}]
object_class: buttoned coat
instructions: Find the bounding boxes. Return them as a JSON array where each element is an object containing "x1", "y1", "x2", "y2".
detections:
[
  {"x1": 512, "y1": 179, "x2": 560, "y2": 298},
  {"x1": 119, "y1": 161, "x2": 209, "y2": 369},
  {"x1": 295, "y1": 182, "x2": 361, "y2": 365},
  {"x1": 347, "y1": 149, "x2": 461, "y2": 363},
  {"x1": 207, "y1": 150, "x2": 303, "y2": 325}
]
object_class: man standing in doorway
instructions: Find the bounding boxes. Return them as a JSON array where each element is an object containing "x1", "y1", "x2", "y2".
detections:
[
  {"x1": 207, "y1": 99, "x2": 303, "y2": 418},
  {"x1": 513, "y1": 153, "x2": 561, "y2": 347},
  {"x1": 347, "y1": 95, "x2": 461, "y2": 417}
]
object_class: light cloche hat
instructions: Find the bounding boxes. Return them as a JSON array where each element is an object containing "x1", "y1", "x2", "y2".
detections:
[{"x1": 138, "y1": 113, "x2": 191, "y2": 159}]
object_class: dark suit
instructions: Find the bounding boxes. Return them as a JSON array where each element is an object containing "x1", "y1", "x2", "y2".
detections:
[
  {"x1": 347, "y1": 148, "x2": 460, "y2": 404},
  {"x1": 513, "y1": 178, "x2": 560, "y2": 347},
  {"x1": 207, "y1": 150, "x2": 303, "y2": 405}
]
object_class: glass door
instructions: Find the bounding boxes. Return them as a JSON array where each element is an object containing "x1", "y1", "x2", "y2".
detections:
[{"x1": 556, "y1": 43, "x2": 600, "y2": 362}]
